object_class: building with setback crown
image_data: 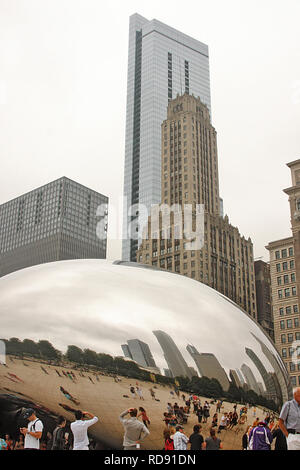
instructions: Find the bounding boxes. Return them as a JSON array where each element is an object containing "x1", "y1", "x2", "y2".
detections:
[
  {"x1": 122, "y1": 13, "x2": 211, "y2": 262},
  {"x1": 0, "y1": 177, "x2": 108, "y2": 277},
  {"x1": 137, "y1": 94, "x2": 257, "y2": 317},
  {"x1": 266, "y1": 159, "x2": 300, "y2": 389}
]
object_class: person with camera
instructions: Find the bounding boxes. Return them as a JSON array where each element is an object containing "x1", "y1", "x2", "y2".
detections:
[
  {"x1": 20, "y1": 408, "x2": 44, "y2": 450},
  {"x1": 70, "y1": 410, "x2": 98, "y2": 450},
  {"x1": 119, "y1": 408, "x2": 150, "y2": 450}
]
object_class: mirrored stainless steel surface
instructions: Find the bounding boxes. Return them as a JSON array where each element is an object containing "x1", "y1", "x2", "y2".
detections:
[{"x1": 0, "y1": 259, "x2": 292, "y2": 449}]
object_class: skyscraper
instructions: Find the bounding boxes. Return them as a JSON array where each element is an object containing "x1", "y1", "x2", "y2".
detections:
[
  {"x1": 137, "y1": 94, "x2": 257, "y2": 317},
  {"x1": 123, "y1": 13, "x2": 211, "y2": 261},
  {"x1": 0, "y1": 177, "x2": 108, "y2": 277}
]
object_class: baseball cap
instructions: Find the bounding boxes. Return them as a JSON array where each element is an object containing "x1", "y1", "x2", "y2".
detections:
[
  {"x1": 176, "y1": 425, "x2": 184, "y2": 431},
  {"x1": 23, "y1": 408, "x2": 35, "y2": 419}
]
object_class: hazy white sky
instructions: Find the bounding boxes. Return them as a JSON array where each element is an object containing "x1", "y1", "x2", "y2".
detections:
[{"x1": 0, "y1": 0, "x2": 299, "y2": 260}]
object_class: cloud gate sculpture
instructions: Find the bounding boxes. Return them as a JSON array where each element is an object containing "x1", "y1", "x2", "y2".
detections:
[{"x1": 0, "y1": 259, "x2": 292, "y2": 449}]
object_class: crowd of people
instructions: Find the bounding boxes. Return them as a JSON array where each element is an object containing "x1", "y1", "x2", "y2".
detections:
[{"x1": 1, "y1": 354, "x2": 300, "y2": 451}]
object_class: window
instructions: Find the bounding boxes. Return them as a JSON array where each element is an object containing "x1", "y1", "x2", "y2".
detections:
[
  {"x1": 277, "y1": 277, "x2": 282, "y2": 286},
  {"x1": 280, "y1": 320, "x2": 285, "y2": 330},
  {"x1": 290, "y1": 260, "x2": 295, "y2": 269},
  {"x1": 282, "y1": 348, "x2": 287, "y2": 358},
  {"x1": 287, "y1": 319, "x2": 293, "y2": 329},
  {"x1": 282, "y1": 262, "x2": 288, "y2": 271},
  {"x1": 288, "y1": 333, "x2": 294, "y2": 343},
  {"x1": 289, "y1": 247, "x2": 294, "y2": 257},
  {"x1": 286, "y1": 306, "x2": 292, "y2": 315},
  {"x1": 281, "y1": 334, "x2": 286, "y2": 343},
  {"x1": 283, "y1": 275, "x2": 289, "y2": 284},
  {"x1": 292, "y1": 286, "x2": 297, "y2": 296},
  {"x1": 293, "y1": 305, "x2": 299, "y2": 313},
  {"x1": 296, "y1": 332, "x2": 300, "y2": 341},
  {"x1": 291, "y1": 273, "x2": 296, "y2": 282},
  {"x1": 282, "y1": 249, "x2": 287, "y2": 258},
  {"x1": 279, "y1": 307, "x2": 284, "y2": 316},
  {"x1": 291, "y1": 377, "x2": 297, "y2": 386},
  {"x1": 295, "y1": 318, "x2": 299, "y2": 328},
  {"x1": 275, "y1": 250, "x2": 280, "y2": 259},
  {"x1": 276, "y1": 264, "x2": 281, "y2": 272},
  {"x1": 285, "y1": 288, "x2": 290, "y2": 297},
  {"x1": 290, "y1": 362, "x2": 296, "y2": 372},
  {"x1": 278, "y1": 290, "x2": 283, "y2": 299}
]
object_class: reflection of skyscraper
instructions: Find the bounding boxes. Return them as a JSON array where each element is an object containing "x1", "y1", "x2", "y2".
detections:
[
  {"x1": 245, "y1": 347, "x2": 279, "y2": 403},
  {"x1": 251, "y1": 333, "x2": 292, "y2": 402},
  {"x1": 257, "y1": 382, "x2": 265, "y2": 396},
  {"x1": 241, "y1": 364, "x2": 261, "y2": 395},
  {"x1": 229, "y1": 370, "x2": 242, "y2": 388},
  {"x1": 153, "y1": 331, "x2": 192, "y2": 379},
  {"x1": 236, "y1": 369, "x2": 246, "y2": 385},
  {"x1": 186, "y1": 345, "x2": 230, "y2": 391},
  {"x1": 121, "y1": 339, "x2": 157, "y2": 369}
]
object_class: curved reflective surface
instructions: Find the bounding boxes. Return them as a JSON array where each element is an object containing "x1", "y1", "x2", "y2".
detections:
[{"x1": 0, "y1": 259, "x2": 292, "y2": 449}]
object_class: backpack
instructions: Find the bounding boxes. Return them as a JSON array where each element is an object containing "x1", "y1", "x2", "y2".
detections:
[{"x1": 165, "y1": 438, "x2": 174, "y2": 450}]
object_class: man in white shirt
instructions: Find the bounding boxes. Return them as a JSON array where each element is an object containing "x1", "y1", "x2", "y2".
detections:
[
  {"x1": 173, "y1": 425, "x2": 189, "y2": 450},
  {"x1": 70, "y1": 410, "x2": 99, "y2": 450},
  {"x1": 20, "y1": 408, "x2": 44, "y2": 450}
]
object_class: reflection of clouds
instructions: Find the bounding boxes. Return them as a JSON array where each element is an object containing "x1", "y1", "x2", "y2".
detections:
[{"x1": 0, "y1": 259, "x2": 286, "y2": 393}]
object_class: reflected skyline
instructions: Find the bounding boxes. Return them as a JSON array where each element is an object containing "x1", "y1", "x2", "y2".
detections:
[{"x1": 0, "y1": 259, "x2": 292, "y2": 408}]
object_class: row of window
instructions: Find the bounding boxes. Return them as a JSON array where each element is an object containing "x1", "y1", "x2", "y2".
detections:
[
  {"x1": 277, "y1": 273, "x2": 296, "y2": 285},
  {"x1": 279, "y1": 305, "x2": 299, "y2": 315},
  {"x1": 290, "y1": 376, "x2": 300, "y2": 386},
  {"x1": 276, "y1": 260, "x2": 295, "y2": 272},
  {"x1": 280, "y1": 318, "x2": 300, "y2": 329},
  {"x1": 278, "y1": 287, "x2": 297, "y2": 298},
  {"x1": 288, "y1": 362, "x2": 300, "y2": 372},
  {"x1": 281, "y1": 332, "x2": 300, "y2": 343},
  {"x1": 281, "y1": 345, "x2": 300, "y2": 358},
  {"x1": 275, "y1": 247, "x2": 294, "y2": 259}
]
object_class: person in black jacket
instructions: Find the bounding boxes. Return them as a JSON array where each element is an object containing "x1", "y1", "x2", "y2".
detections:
[
  {"x1": 272, "y1": 423, "x2": 287, "y2": 451},
  {"x1": 189, "y1": 425, "x2": 204, "y2": 450}
]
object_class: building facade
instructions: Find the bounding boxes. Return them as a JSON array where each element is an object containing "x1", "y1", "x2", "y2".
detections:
[
  {"x1": 254, "y1": 260, "x2": 274, "y2": 340},
  {"x1": 266, "y1": 160, "x2": 300, "y2": 389},
  {"x1": 137, "y1": 94, "x2": 257, "y2": 317},
  {"x1": 123, "y1": 13, "x2": 211, "y2": 261},
  {"x1": 0, "y1": 177, "x2": 108, "y2": 277}
]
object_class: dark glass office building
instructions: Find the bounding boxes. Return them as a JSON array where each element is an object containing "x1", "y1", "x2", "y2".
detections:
[{"x1": 0, "y1": 177, "x2": 108, "y2": 277}]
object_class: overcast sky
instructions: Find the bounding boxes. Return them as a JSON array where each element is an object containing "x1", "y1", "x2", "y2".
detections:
[{"x1": 0, "y1": 0, "x2": 299, "y2": 261}]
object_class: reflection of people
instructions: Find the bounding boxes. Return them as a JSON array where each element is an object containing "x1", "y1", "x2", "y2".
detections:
[
  {"x1": 119, "y1": 408, "x2": 150, "y2": 450},
  {"x1": 14, "y1": 435, "x2": 24, "y2": 450},
  {"x1": 278, "y1": 387, "x2": 300, "y2": 450},
  {"x1": 60, "y1": 386, "x2": 80, "y2": 405},
  {"x1": 173, "y1": 425, "x2": 189, "y2": 450},
  {"x1": 189, "y1": 425, "x2": 204, "y2": 450},
  {"x1": 203, "y1": 428, "x2": 223, "y2": 450},
  {"x1": 138, "y1": 407, "x2": 150, "y2": 428},
  {"x1": 20, "y1": 408, "x2": 43, "y2": 450},
  {"x1": 70, "y1": 410, "x2": 98, "y2": 450}
]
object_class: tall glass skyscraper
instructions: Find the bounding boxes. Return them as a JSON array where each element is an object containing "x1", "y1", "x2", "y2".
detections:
[{"x1": 123, "y1": 13, "x2": 211, "y2": 261}]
